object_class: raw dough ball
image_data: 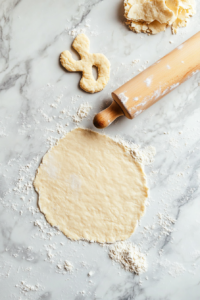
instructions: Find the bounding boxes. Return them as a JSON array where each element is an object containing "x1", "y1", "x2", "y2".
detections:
[
  {"x1": 124, "y1": 0, "x2": 196, "y2": 34},
  {"x1": 34, "y1": 128, "x2": 148, "y2": 243}
]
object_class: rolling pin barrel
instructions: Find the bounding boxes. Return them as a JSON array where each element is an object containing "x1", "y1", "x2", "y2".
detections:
[{"x1": 94, "y1": 31, "x2": 200, "y2": 129}]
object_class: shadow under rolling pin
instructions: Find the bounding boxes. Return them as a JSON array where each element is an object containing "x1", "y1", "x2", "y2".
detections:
[{"x1": 93, "y1": 31, "x2": 200, "y2": 129}]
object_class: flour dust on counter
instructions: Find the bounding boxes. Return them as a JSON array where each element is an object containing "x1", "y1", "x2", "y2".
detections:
[
  {"x1": 57, "y1": 260, "x2": 73, "y2": 273},
  {"x1": 113, "y1": 136, "x2": 156, "y2": 166},
  {"x1": 64, "y1": 260, "x2": 73, "y2": 272},
  {"x1": 66, "y1": 17, "x2": 100, "y2": 38},
  {"x1": 72, "y1": 102, "x2": 92, "y2": 123},
  {"x1": 15, "y1": 281, "x2": 44, "y2": 294}
]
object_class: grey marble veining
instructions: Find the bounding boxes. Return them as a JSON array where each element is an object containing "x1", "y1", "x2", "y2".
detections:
[{"x1": 1, "y1": 0, "x2": 200, "y2": 299}]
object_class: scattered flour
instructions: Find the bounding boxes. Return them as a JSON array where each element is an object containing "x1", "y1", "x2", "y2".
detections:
[
  {"x1": 64, "y1": 261, "x2": 73, "y2": 272},
  {"x1": 140, "y1": 211, "x2": 177, "y2": 247},
  {"x1": 131, "y1": 145, "x2": 156, "y2": 165},
  {"x1": 132, "y1": 59, "x2": 140, "y2": 64},
  {"x1": 72, "y1": 102, "x2": 92, "y2": 123},
  {"x1": 34, "y1": 218, "x2": 61, "y2": 240},
  {"x1": 56, "y1": 123, "x2": 69, "y2": 136},
  {"x1": 56, "y1": 260, "x2": 73, "y2": 273},
  {"x1": 109, "y1": 242, "x2": 147, "y2": 275},
  {"x1": 157, "y1": 260, "x2": 186, "y2": 278},
  {"x1": 157, "y1": 212, "x2": 176, "y2": 236},
  {"x1": 67, "y1": 18, "x2": 99, "y2": 37},
  {"x1": 16, "y1": 280, "x2": 43, "y2": 293},
  {"x1": 114, "y1": 137, "x2": 156, "y2": 166}
]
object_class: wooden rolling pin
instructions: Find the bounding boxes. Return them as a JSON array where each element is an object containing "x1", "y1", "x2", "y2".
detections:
[{"x1": 93, "y1": 31, "x2": 200, "y2": 129}]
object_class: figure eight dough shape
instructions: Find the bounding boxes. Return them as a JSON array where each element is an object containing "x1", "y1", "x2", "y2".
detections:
[
  {"x1": 60, "y1": 34, "x2": 110, "y2": 93},
  {"x1": 34, "y1": 128, "x2": 148, "y2": 243},
  {"x1": 124, "y1": 0, "x2": 196, "y2": 34}
]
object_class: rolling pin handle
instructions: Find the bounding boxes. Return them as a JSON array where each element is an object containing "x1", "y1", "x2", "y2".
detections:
[{"x1": 93, "y1": 101, "x2": 124, "y2": 129}]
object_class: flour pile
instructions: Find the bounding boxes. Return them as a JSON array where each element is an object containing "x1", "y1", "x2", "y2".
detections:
[
  {"x1": 124, "y1": 0, "x2": 196, "y2": 34},
  {"x1": 109, "y1": 242, "x2": 147, "y2": 275},
  {"x1": 72, "y1": 102, "x2": 92, "y2": 123}
]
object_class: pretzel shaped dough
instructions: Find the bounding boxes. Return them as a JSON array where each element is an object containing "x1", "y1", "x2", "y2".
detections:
[{"x1": 60, "y1": 34, "x2": 110, "y2": 93}]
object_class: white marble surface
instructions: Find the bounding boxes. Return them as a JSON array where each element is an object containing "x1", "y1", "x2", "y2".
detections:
[{"x1": 1, "y1": 0, "x2": 200, "y2": 299}]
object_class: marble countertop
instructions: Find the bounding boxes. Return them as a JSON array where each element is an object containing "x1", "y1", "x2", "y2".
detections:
[{"x1": 1, "y1": 0, "x2": 200, "y2": 299}]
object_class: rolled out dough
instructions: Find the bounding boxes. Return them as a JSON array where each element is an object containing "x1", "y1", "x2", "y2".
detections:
[{"x1": 34, "y1": 128, "x2": 148, "y2": 243}]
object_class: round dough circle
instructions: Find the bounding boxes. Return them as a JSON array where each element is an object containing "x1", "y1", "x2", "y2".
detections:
[{"x1": 34, "y1": 128, "x2": 148, "y2": 243}]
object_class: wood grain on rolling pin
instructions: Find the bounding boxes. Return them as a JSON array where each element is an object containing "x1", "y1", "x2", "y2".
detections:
[{"x1": 112, "y1": 32, "x2": 200, "y2": 119}]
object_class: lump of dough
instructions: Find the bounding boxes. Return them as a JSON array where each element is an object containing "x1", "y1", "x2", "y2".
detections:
[
  {"x1": 172, "y1": 0, "x2": 196, "y2": 33},
  {"x1": 34, "y1": 128, "x2": 148, "y2": 243},
  {"x1": 126, "y1": 20, "x2": 167, "y2": 34},
  {"x1": 125, "y1": 0, "x2": 174, "y2": 24},
  {"x1": 124, "y1": 0, "x2": 196, "y2": 34}
]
